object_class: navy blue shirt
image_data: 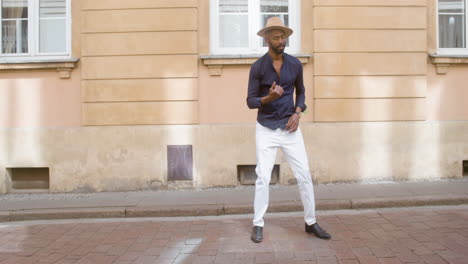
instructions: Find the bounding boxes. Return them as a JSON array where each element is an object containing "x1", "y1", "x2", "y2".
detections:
[{"x1": 247, "y1": 52, "x2": 307, "y2": 130}]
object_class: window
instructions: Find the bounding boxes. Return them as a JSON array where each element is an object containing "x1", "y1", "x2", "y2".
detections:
[
  {"x1": 438, "y1": 0, "x2": 468, "y2": 54},
  {"x1": 210, "y1": 0, "x2": 300, "y2": 54},
  {"x1": 0, "y1": 0, "x2": 71, "y2": 61}
]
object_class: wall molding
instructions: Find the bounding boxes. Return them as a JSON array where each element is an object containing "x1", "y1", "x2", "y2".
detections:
[
  {"x1": 0, "y1": 58, "x2": 79, "y2": 79},
  {"x1": 429, "y1": 54, "x2": 468, "y2": 75},
  {"x1": 201, "y1": 54, "x2": 311, "y2": 76}
]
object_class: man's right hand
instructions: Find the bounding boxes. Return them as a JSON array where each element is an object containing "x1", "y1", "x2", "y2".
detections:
[
  {"x1": 266, "y1": 81, "x2": 283, "y2": 101},
  {"x1": 269, "y1": 81, "x2": 284, "y2": 99},
  {"x1": 260, "y1": 82, "x2": 284, "y2": 105}
]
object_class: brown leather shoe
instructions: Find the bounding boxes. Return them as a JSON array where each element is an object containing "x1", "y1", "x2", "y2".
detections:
[
  {"x1": 305, "y1": 223, "x2": 331, "y2": 240},
  {"x1": 251, "y1": 226, "x2": 263, "y2": 243}
]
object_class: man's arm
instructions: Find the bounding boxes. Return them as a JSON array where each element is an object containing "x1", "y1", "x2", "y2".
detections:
[
  {"x1": 246, "y1": 66, "x2": 263, "y2": 109},
  {"x1": 286, "y1": 63, "x2": 307, "y2": 132},
  {"x1": 247, "y1": 66, "x2": 283, "y2": 109},
  {"x1": 294, "y1": 63, "x2": 307, "y2": 112}
]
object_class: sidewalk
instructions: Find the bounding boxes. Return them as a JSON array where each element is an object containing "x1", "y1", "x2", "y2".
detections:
[{"x1": 1, "y1": 179, "x2": 467, "y2": 222}]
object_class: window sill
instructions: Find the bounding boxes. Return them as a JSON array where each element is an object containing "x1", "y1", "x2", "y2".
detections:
[
  {"x1": 429, "y1": 54, "x2": 468, "y2": 74},
  {"x1": 0, "y1": 58, "x2": 79, "y2": 79},
  {"x1": 200, "y1": 54, "x2": 312, "y2": 76}
]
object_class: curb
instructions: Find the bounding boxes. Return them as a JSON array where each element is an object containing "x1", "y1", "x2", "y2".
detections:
[
  {"x1": 126, "y1": 205, "x2": 224, "y2": 218},
  {"x1": 8, "y1": 207, "x2": 126, "y2": 222},
  {"x1": 0, "y1": 195, "x2": 467, "y2": 222},
  {"x1": 351, "y1": 195, "x2": 468, "y2": 209}
]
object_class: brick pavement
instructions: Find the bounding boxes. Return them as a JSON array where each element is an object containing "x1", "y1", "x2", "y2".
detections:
[{"x1": 0, "y1": 206, "x2": 467, "y2": 264}]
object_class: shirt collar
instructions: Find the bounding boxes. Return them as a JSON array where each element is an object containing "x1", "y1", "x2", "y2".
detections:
[{"x1": 264, "y1": 52, "x2": 289, "y2": 64}]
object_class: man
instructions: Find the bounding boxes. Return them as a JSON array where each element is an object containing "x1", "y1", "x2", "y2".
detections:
[{"x1": 246, "y1": 17, "x2": 331, "y2": 243}]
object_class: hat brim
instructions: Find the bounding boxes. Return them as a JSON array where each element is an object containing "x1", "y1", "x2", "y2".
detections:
[{"x1": 257, "y1": 26, "x2": 293, "y2": 38}]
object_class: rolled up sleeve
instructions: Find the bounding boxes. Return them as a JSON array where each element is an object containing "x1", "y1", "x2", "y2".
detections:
[
  {"x1": 246, "y1": 64, "x2": 263, "y2": 110},
  {"x1": 294, "y1": 63, "x2": 307, "y2": 112}
]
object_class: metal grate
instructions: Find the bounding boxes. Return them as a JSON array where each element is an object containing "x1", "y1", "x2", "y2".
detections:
[{"x1": 167, "y1": 145, "x2": 193, "y2": 181}]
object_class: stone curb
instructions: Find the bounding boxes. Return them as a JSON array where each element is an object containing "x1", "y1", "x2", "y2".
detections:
[
  {"x1": 0, "y1": 195, "x2": 466, "y2": 222},
  {"x1": 125, "y1": 205, "x2": 224, "y2": 218},
  {"x1": 351, "y1": 195, "x2": 468, "y2": 209},
  {"x1": 8, "y1": 207, "x2": 126, "y2": 222},
  {"x1": 0, "y1": 212, "x2": 10, "y2": 222}
]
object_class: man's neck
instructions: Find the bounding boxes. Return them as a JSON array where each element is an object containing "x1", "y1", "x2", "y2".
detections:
[{"x1": 268, "y1": 50, "x2": 284, "y2": 61}]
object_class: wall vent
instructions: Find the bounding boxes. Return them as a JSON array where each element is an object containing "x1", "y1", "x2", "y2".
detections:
[
  {"x1": 7, "y1": 167, "x2": 50, "y2": 193},
  {"x1": 167, "y1": 145, "x2": 193, "y2": 181},
  {"x1": 237, "y1": 165, "x2": 279, "y2": 185}
]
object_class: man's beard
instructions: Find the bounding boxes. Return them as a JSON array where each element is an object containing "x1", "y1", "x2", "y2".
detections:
[{"x1": 270, "y1": 43, "x2": 285, "y2": 54}]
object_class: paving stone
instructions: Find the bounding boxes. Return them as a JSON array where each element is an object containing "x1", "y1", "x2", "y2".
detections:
[{"x1": 0, "y1": 207, "x2": 467, "y2": 263}]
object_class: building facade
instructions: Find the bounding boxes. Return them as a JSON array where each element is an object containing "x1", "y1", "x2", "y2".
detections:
[{"x1": 0, "y1": 0, "x2": 467, "y2": 193}]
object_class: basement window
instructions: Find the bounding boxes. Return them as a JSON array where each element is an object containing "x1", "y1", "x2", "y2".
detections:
[
  {"x1": 464, "y1": 160, "x2": 468, "y2": 177},
  {"x1": 237, "y1": 165, "x2": 279, "y2": 185},
  {"x1": 7, "y1": 167, "x2": 50, "y2": 193}
]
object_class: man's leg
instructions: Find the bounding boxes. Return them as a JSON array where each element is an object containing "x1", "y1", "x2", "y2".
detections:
[
  {"x1": 280, "y1": 128, "x2": 316, "y2": 225},
  {"x1": 253, "y1": 122, "x2": 279, "y2": 228},
  {"x1": 281, "y1": 128, "x2": 331, "y2": 239}
]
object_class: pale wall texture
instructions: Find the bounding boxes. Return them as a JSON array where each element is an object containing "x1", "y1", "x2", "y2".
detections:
[
  {"x1": 427, "y1": 64, "x2": 468, "y2": 121},
  {"x1": 1, "y1": 122, "x2": 467, "y2": 193},
  {"x1": 81, "y1": 1, "x2": 199, "y2": 126},
  {"x1": 0, "y1": 68, "x2": 81, "y2": 128},
  {"x1": 1, "y1": 0, "x2": 468, "y2": 194},
  {"x1": 0, "y1": 0, "x2": 82, "y2": 129}
]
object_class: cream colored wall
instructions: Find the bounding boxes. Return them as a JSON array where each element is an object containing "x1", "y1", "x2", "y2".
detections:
[
  {"x1": 313, "y1": 0, "x2": 428, "y2": 122},
  {"x1": 427, "y1": 65, "x2": 468, "y2": 120},
  {"x1": 1, "y1": 121, "x2": 466, "y2": 193},
  {"x1": 2, "y1": 0, "x2": 468, "y2": 194},
  {"x1": 198, "y1": 64, "x2": 315, "y2": 124},
  {"x1": 1, "y1": 0, "x2": 466, "y2": 127},
  {"x1": 197, "y1": 0, "x2": 315, "y2": 124},
  {"x1": 81, "y1": 0, "x2": 199, "y2": 126},
  {"x1": 0, "y1": 70, "x2": 81, "y2": 128},
  {"x1": 426, "y1": 0, "x2": 468, "y2": 121},
  {"x1": 198, "y1": 0, "x2": 468, "y2": 123},
  {"x1": 0, "y1": 0, "x2": 82, "y2": 128}
]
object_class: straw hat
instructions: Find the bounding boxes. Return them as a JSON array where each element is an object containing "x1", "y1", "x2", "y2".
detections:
[{"x1": 257, "y1": 16, "x2": 293, "y2": 38}]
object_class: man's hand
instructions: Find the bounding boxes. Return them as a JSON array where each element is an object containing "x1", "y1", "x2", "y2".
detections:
[
  {"x1": 286, "y1": 113, "x2": 300, "y2": 133},
  {"x1": 261, "y1": 82, "x2": 284, "y2": 105},
  {"x1": 268, "y1": 81, "x2": 284, "y2": 101}
]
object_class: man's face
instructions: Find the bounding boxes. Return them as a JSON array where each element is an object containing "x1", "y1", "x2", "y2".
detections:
[{"x1": 266, "y1": 29, "x2": 287, "y2": 55}]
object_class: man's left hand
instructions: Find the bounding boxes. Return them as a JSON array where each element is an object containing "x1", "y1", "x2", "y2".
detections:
[{"x1": 286, "y1": 113, "x2": 300, "y2": 133}]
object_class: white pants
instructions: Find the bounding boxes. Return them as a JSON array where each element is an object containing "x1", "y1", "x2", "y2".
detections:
[{"x1": 253, "y1": 122, "x2": 316, "y2": 227}]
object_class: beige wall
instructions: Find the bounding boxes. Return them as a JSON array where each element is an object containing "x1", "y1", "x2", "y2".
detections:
[
  {"x1": 1, "y1": 121, "x2": 466, "y2": 193},
  {"x1": 197, "y1": 0, "x2": 315, "y2": 124},
  {"x1": 81, "y1": 0, "x2": 199, "y2": 126},
  {"x1": 0, "y1": 0, "x2": 82, "y2": 128},
  {"x1": 0, "y1": 70, "x2": 81, "y2": 128},
  {"x1": 427, "y1": 64, "x2": 468, "y2": 120},
  {"x1": 1, "y1": 0, "x2": 468, "y2": 193},
  {"x1": 197, "y1": 0, "x2": 468, "y2": 124},
  {"x1": 1, "y1": 0, "x2": 467, "y2": 129},
  {"x1": 313, "y1": 1, "x2": 427, "y2": 122},
  {"x1": 198, "y1": 63, "x2": 315, "y2": 124}
]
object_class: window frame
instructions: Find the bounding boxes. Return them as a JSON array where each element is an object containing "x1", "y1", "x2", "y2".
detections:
[
  {"x1": 437, "y1": 0, "x2": 468, "y2": 55},
  {"x1": 0, "y1": 0, "x2": 72, "y2": 62},
  {"x1": 210, "y1": 0, "x2": 301, "y2": 55}
]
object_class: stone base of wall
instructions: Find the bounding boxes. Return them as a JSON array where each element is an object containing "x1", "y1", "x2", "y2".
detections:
[{"x1": 1, "y1": 121, "x2": 467, "y2": 193}]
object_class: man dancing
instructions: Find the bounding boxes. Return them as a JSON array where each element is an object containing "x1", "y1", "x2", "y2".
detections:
[{"x1": 246, "y1": 17, "x2": 331, "y2": 243}]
